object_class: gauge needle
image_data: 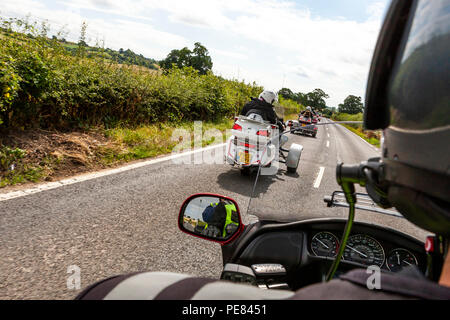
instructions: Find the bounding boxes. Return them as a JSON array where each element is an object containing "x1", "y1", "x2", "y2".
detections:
[
  {"x1": 402, "y1": 260, "x2": 412, "y2": 266},
  {"x1": 316, "y1": 239, "x2": 330, "y2": 249},
  {"x1": 347, "y1": 246, "x2": 368, "y2": 258}
]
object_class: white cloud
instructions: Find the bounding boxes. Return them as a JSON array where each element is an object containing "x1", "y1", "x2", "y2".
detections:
[
  {"x1": 367, "y1": 1, "x2": 388, "y2": 20},
  {"x1": 210, "y1": 48, "x2": 248, "y2": 61},
  {"x1": 1, "y1": 0, "x2": 189, "y2": 59}
]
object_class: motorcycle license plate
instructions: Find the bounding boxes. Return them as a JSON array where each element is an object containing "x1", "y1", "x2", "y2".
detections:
[
  {"x1": 238, "y1": 152, "x2": 251, "y2": 164},
  {"x1": 301, "y1": 123, "x2": 306, "y2": 127}
]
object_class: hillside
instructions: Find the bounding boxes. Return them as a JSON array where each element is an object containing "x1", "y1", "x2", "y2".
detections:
[{"x1": 62, "y1": 41, "x2": 159, "y2": 70}]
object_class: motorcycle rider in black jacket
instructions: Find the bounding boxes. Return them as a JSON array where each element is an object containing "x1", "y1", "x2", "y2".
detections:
[{"x1": 240, "y1": 91, "x2": 279, "y2": 125}]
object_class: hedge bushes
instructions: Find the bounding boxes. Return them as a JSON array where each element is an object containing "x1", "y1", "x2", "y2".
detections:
[
  {"x1": 331, "y1": 112, "x2": 363, "y2": 129},
  {"x1": 277, "y1": 95, "x2": 303, "y2": 118},
  {"x1": 0, "y1": 17, "x2": 263, "y2": 130}
]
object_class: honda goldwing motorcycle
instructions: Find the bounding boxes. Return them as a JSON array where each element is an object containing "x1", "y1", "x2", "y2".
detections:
[
  {"x1": 178, "y1": 159, "x2": 443, "y2": 291},
  {"x1": 225, "y1": 114, "x2": 303, "y2": 175}
]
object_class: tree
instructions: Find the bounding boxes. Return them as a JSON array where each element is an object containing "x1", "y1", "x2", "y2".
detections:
[
  {"x1": 77, "y1": 21, "x2": 88, "y2": 57},
  {"x1": 338, "y1": 95, "x2": 364, "y2": 114},
  {"x1": 160, "y1": 42, "x2": 213, "y2": 75},
  {"x1": 322, "y1": 108, "x2": 333, "y2": 117},
  {"x1": 295, "y1": 92, "x2": 308, "y2": 106},
  {"x1": 78, "y1": 21, "x2": 88, "y2": 47},
  {"x1": 277, "y1": 88, "x2": 329, "y2": 111},
  {"x1": 278, "y1": 88, "x2": 296, "y2": 100},
  {"x1": 190, "y1": 42, "x2": 213, "y2": 75},
  {"x1": 305, "y1": 89, "x2": 329, "y2": 111}
]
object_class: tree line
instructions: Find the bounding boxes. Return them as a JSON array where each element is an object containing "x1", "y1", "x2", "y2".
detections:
[{"x1": 278, "y1": 87, "x2": 364, "y2": 116}]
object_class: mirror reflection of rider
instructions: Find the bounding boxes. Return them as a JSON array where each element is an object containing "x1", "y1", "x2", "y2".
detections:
[
  {"x1": 76, "y1": 0, "x2": 450, "y2": 300},
  {"x1": 201, "y1": 200, "x2": 239, "y2": 238},
  {"x1": 204, "y1": 201, "x2": 227, "y2": 237}
]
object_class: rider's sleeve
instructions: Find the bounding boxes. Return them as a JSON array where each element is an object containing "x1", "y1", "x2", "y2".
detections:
[
  {"x1": 76, "y1": 269, "x2": 450, "y2": 300},
  {"x1": 75, "y1": 272, "x2": 294, "y2": 300}
]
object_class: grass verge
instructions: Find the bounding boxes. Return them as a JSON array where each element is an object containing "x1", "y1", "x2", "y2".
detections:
[
  {"x1": 100, "y1": 118, "x2": 234, "y2": 164},
  {"x1": 332, "y1": 113, "x2": 381, "y2": 147},
  {"x1": 0, "y1": 118, "x2": 234, "y2": 188},
  {"x1": 340, "y1": 125, "x2": 381, "y2": 148}
]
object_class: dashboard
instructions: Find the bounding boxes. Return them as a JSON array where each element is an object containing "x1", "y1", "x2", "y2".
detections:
[{"x1": 231, "y1": 219, "x2": 427, "y2": 290}]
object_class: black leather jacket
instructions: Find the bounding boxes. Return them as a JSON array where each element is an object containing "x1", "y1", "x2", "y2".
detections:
[{"x1": 240, "y1": 98, "x2": 278, "y2": 124}]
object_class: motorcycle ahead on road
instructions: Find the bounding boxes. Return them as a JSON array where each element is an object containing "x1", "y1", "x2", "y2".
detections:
[
  {"x1": 225, "y1": 114, "x2": 303, "y2": 175},
  {"x1": 285, "y1": 114, "x2": 318, "y2": 138}
]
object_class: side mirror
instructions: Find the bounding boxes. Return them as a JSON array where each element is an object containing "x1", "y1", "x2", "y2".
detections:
[{"x1": 178, "y1": 194, "x2": 243, "y2": 244}]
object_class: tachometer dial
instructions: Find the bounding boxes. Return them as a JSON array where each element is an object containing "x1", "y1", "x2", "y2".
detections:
[
  {"x1": 343, "y1": 235, "x2": 385, "y2": 267},
  {"x1": 311, "y1": 232, "x2": 339, "y2": 257},
  {"x1": 387, "y1": 249, "x2": 418, "y2": 272}
]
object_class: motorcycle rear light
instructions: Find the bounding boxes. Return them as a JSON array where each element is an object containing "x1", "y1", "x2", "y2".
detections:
[
  {"x1": 257, "y1": 130, "x2": 269, "y2": 137},
  {"x1": 232, "y1": 123, "x2": 242, "y2": 131},
  {"x1": 425, "y1": 236, "x2": 435, "y2": 253},
  {"x1": 239, "y1": 142, "x2": 256, "y2": 149},
  {"x1": 314, "y1": 127, "x2": 318, "y2": 130}
]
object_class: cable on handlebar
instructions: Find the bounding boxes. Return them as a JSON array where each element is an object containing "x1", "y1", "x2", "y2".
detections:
[{"x1": 326, "y1": 202, "x2": 355, "y2": 281}]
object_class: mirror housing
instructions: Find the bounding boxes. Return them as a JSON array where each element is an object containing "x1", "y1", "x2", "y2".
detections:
[
  {"x1": 178, "y1": 193, "x2": 244, "y2": 244},
  {"x1": 364, "y1": 0, "x2": 415, "y2": 130}
]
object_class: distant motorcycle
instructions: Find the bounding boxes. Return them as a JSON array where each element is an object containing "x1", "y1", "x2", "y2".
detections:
[
  {"x1": 225, "y1": 113, "x2": 303, "y2": 175},
  {"x1": 285, "y1": 114, "x2": 318, "y2": 138}
]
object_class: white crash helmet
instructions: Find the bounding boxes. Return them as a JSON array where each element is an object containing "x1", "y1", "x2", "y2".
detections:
[
  {"x1": 306, "y1": 106, "x2": 312, "y2": 111},
  {"x1": 258, "y1": 91, "x2": 278, "y2": 105}
]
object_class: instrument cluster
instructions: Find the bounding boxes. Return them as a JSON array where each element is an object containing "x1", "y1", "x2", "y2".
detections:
[{"x1": 310, "y1": 231, "x2": 419, "y2": 272}]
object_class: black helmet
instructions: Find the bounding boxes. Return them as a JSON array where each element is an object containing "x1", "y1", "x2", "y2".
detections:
[{"x1": 364, "y1": 0, "x2": 450, "y2": 235}]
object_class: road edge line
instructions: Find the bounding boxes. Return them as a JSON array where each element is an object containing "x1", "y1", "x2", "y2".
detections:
[{"x1": 0, "y1": 143, "x2": 226, "y2": 202}]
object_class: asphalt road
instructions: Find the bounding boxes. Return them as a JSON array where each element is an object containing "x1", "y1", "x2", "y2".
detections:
[{"x1": 0, "y1": 118, "x2": 429, "y2": 299}]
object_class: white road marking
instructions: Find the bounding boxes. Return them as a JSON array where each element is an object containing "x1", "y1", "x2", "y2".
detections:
[
  {"x1": 313, "y1": 166, "x2": 325, "y2": 189},
  {"x1": 0, "y1": 143, "x2": 227, "y2": 202},
  {"x1": 327, "y1": 133, "x2": 330, "y2": 138},
  {"x1": 326, "y1": 140, "x2": 330, "y2": 148}
]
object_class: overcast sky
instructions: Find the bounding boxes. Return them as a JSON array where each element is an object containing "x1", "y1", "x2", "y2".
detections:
[{"x1": 1, "y1": 0, "x2": 390, "y2": 107}]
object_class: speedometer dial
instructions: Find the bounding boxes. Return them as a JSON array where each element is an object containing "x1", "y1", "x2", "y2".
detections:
[
  {"x1": 387, "y1": 249, "x2": 418, "y2": 272},
  {"x1": 343, "y1": 235, "x2": 385, "y2": 267},
  {"x1": 311, "y1": 232, "x2": 339, "y2": 257}
]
